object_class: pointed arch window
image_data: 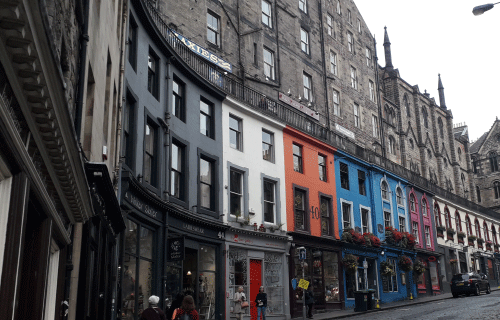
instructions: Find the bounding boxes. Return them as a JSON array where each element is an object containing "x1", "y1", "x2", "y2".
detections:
[
  {"x1": 381, "y1": 181, "x2": 389, "y2": 200},
  {"x1": 466, "y1": 216, "x2": 472, "y2": 236},
  {"x1": 492, "y1": 226, "x2": 498, "y2": 245},
  {"x1": 472, "y1": 157, "x2": 478, "y2": 174},
  {"x1": 461, "y1": 173, "x2": 466, "y2": 195},
  {"x1": 484, "y1": 222, "x2": 490, "y2": 241},
  {"x1": 438, "y1": 117, "x2": 444, "y2": 138},
  {"x1": 409, "y1": 194, "x2": 416, "y2": 212},
  {"x1": 404, "y1": 95, "x2": 410, "y2": 117},
  {"x1": 388, "y1": 136, "x2": 396, "y2": 155},
  {"x1": 396, "y1": 187, "x2": 403, "y2": 206},
  {"x1": 445, "y1": 208, "x2": 452, "y2": 229},
  {"x1": 434, "y1": 203, "x2": 442, "y2": 227},
  {"x1": 475, "y1": 219, "x2": 481, "y2": 238},
  {"x1": 455, "y1": 212, "x2": 462, "y2": 232},
  {"x1": 422, "y1": 199, "x2": 428, "y2": 217},
  {"x1": 422, "y1": 107, "x2": 428, "y2": 128},
  {"x1": 494, "y1": 181, "x2": 500, "y2": 199},
  {"x1": 490, "y1": 152, "x2": 498, "y2": 172}
]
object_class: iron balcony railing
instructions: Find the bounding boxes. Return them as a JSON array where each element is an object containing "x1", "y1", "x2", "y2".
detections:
[{"x1": 140, "y1": 0, "x2": 500, "y2": 220}]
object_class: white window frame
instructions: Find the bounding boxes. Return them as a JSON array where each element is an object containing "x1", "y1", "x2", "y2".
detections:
[
  {"x1": 263, "y1": 179, "x2": 276, "y2": 224},
  {"x1": 263, "y1": 47, "x2": 275, "y2": 80},
  {"x1": 327, "y1": 14, "x2": 334, "y2": 37},
  {"x1": 333, "y1": 89, "x2": 340, "y2": 116},
  {"x1": 381, "y1": 180, "x2": 389, "y2": 201},
  {"x1": 330, "y1": 51, "x2": 338, "y2": 75},
  {"x1": 300, "y1": 28, "x2": 310, "y2": 54},
  {"x1": 413, "y1": 221, "x2": 420, "y2": 244},
  {"x1": 399, "y1": 216, "x2": 406, "y2": 232},
  {"x1": 384, "y1": 210, "x2": 392, "y2": 228},
  {"x1": 299, "y1": 0, "x2": 307, "y2": 13},
  {"x1": 354, "y1": 103, "x2": 360, "y2": 128},
  {"x1": 425, "y1": 225, "x2": 431, "y2": 247},
  {"x1": 360, "y1": 205, "x2": 372, "y2": 234},
  {"x1": 229, "y1": 168, "x2": 244, "y2": 217},
  {"x1": 369, "y1": 80, "x2": 375, "y2": 101},
  {"x1": 350, "y1": 66, "x2": 357, "y2": 90},
  {"x1": 396, "y1": 187, "x2": 403, "y2": 206},
  {"x1": 262, "y1": 0, "x2": 272, "y2": 27},
  {"x1": 341, "y1": 199, "x2": 354, "y2": 230}
]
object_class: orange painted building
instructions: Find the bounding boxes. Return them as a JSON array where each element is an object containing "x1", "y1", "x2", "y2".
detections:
[{"x1": 283, "y1": 126, "x2": 344, "y2": 314}]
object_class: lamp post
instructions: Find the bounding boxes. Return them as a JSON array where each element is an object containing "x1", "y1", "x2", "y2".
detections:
[{"x1": 473, "y1": 2, "x2": 500, "y2": 15}]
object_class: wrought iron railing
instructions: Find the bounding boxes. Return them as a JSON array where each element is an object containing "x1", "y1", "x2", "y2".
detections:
[{"x1": 140, "y1": 0, "x2": 500, "y2": 219}]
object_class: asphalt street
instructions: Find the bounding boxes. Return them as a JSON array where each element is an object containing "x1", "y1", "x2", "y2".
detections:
[{"x1": 346, "y1": 290, "x2": 500, "y2": 319}]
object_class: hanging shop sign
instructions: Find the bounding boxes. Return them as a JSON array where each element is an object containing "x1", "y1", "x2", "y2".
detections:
[
  {"x1": 278, "y1": 92, "x2": 320, "y2": 121},
  {"x1": 167, "y1": 237, "x2": 185, "y2": 262}
]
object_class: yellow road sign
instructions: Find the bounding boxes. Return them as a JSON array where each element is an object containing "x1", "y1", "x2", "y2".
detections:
[{"x1": 298, "y1": 279, "x2": 309, "y2": 290}]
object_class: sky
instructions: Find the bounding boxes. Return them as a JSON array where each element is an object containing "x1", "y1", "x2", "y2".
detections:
[{"x1": 354, "y1": 0, "x2": 500, "y2": 142}]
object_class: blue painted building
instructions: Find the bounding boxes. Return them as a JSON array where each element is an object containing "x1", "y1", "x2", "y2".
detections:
[{"x1": 335, "y1": 150, "x2": 417, "y2": 308}]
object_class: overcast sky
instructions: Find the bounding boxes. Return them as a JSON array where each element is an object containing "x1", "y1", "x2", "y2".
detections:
[{"x1": 355, "y1": 0, "x2": 500, "y2": 142}]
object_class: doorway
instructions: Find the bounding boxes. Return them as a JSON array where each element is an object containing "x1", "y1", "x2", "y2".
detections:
[
  {"x1": 250, "y1": 260, "x2": 262, "y2": 319},
  {"x1": 366, "y1": 259, "x2": 379, "y2": 299}
]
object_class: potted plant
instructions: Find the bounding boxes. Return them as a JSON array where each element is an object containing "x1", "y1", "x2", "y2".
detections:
[
  {"x1": 413, "y1": 260, "x2": 426, "y2": 275},
  {"x1": 363, "y1": 233, "x2": 381, "y2": 247},
  {"x1": 401, "y1": 232, "x2": 416, "y2": 250},
  {"x1": 449, "y1": 258, "x2": 458, "y2": 265},
  {"x1": 269, "y1": 222, "x2": 285, "y2": 233},
  {"x1": 468, "y1": 235, "x2": 477, "y2": 242},
  {"x1": 457, "y1": 231, "x2": 466, "y2": 238},
  {"x1": 446, "y1": 228, "x2": 456, "y2": 235},
  {"x1": 342, "y1": 254, "x2": 358, "y2": 274},
  {"x1": 341, "y1": 228, "x2": 354, "y2": 243},
  {"x1": 380, "y1": 261, "x2": 396, "y2": 277},
  {"x1": 385, "y1": 227, "x2": 403, "y2": 245},
  {"x1": 398, "y1": 255, "x2": 413, "y2": 272}
]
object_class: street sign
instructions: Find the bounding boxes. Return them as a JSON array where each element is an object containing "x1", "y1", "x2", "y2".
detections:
[
  {"x1": 291, "y1": 278, "x2": 298, "y2": 290},
  {"x1": 298, "y1": 247, "x2": 306, "y2": 260},
  {"x1": 298, "y1": 279, "x2": 310, "y2": 290}
]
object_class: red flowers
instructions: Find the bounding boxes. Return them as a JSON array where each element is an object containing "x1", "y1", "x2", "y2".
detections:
[
  {"x1": 385, "y1": 227, "x2": 416, "y2": 249},
  {"x1": 342, "y1": 228, "x2": 381, "y2": 248}
]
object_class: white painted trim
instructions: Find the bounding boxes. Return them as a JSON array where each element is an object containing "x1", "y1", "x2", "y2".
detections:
[
  {"x1": 340, "y1": 198, "x2": 354, "y2": 229},
  {"x1": 359, "y1": 204, "x2": 372, "y2": 233}
]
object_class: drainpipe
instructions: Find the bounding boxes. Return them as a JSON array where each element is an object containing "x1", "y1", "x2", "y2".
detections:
[{"x1": 74, "y1": 0, "x2": 90, "y2": 141}]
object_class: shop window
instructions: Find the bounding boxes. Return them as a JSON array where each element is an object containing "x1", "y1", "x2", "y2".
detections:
[
  {"x1": 429, "y1": 261, "x2": 439, "y2": 291},
  {"x1": 199, "y1": 246, "x2": 216, "y2": 318},
  {"x1": 265, "y1": 252, "x2": 284, "y2": 314},
  {"x1": 416, "y1": 260, "x2": 427, "y2": 292},
  {"x1": 229, "y1": 250, "x2": 248, "y2": 314},
  {"x1": 382, "y1": 258, "x2": 398, "y2": 293},
  {"x1": 323, "y1": 252, "x2": 339, "y2": 302}
]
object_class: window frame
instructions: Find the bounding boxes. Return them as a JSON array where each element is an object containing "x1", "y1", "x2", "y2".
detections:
[
  {"x1": 318, "y1": 154, "x2": 327, "y2": 182},
  {"x1": 366, "y1": 47, "x2": 372, "y2": 67},
  {"x1": 369, "y1": 80, "x2": 375, "y2": 101},
  {"x1": 262, "y1": 0, "x2": 272, "y2": 27},
  {"x1": 293, "y1": 143, "x2": 303, "y2": 173},
  {"x1": 229, "y1": 114, "x2": 243, "y2": 151},
  {"x1": 303, "y1": 72, "x2": 312, "y2": 101},
  {"x1": 147, "y1": 49, "x2": 159, "y2": 99},
  {"x1": 207, "y1": 11, "x2": 220, "y2": 46},
  {"x1": 425, "y1": 225, "x2": 431, "y2": 247},
  {"x1": 300, "y1": 28, "x2": 310, "y2": 54},
  {"x1": 350, "y1": 65, "x2": 357, "y2": 90},
  {"x1": 143, "y1": 117, "x2": 159, "y2": 188},
  {"x1": 198, "y1": 153, "x2": 218, "y2": 216},
  {"x1": 172, "y1": 76, "x2": 185, "y2": 121},
  {"x1": 263, "y1": 179, "x2": 276, "y2": 224},
  {"x1": 397, "y1": 188, "x2": 404, "y2": 207},
  {"x1": 372, "y1": 115, "x2": 379, "y2": 138},
  {"x1": 299, "y1": 0, "x2": 307, "y2": 13},
  {"x1": 347, "y1": 31, "x2": 354, "y2": 53},
  {"x1": 490, "y1": 152, "x2": 498, "y2": 172},
  {"x1": 341, "y1": 199, "x2": 353, "y2": 230},
  {"x1": 353, "y1": 103, "x2": 360, "y2": 128},
  {"x1": 263, "y1": 47, "x2": 276, "y2": 80},
  {"x1": 340, "y1": 162, "x2": 349, "y2": 190},
  {"x1": 384, "y1": 210, "x2": 392, "y2": 228},
  {"x1": 327, "y1": 14, "x2": 334, "y2": 38},
  {"x1": 347, "y1": 9, "x2": 352, "y2": 24},
  {"x1": 381, "y1": 181, "x2": 389, "y2": 201},
  {"x1": 360, "y1": 205, "x2": 371, "y2": 234},
  {"x1": 170, "y1": 139, "x2": 186, "y2": 202},
  {"x1": 358, "y1": 170, "x2": 366, "y2": 196},
  {"x1": 200, "y1": 98, "x2": 214, "y2": 139},
  {"x1": 320, "y1": 194, "x2": 334, "y2": 237},
  {"x1": 399, "y1": 216, "x2": 406, "y2": 232},
  {"x1": 262, "y1": 129, "x2": 275, "y2": 163},
  {"x1": 123, "y1": 91, "x2": 136, "y2": 169},
  {"x1": 229, "y1": 168, "x2": 244, "y2": 217},
  {"x1": 494, "y1": 181, "x2": 500, "y2": 199},
  {"x1": 330, "y1": 51, "x2": 338, "y2": 75},
  {"x1": 333, "y1": 89, "x2": 340, "y2": 116},
  {"x1": 128, "y1": 15, "x2": 138, "y2": 71},
  {"x1": 412, "y1": 221, "x2": 420, "y2": 244},
  {"x1": 294, "y1": 187, "x2": 309, "y2": 231}
]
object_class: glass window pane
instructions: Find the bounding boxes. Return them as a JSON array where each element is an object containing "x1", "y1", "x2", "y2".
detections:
[
  {"x1": 262, "y1": 131, "x2": 272, "y2": 144},
  {"x1": 121, "y1": 256, "x2": 137, "y2": 319},
  {"x1": 229, "y1": 116, "x2": 239, "y2": 130},
  {"x1": 200, "y1": 246, "x2": 216, "y2": 271},
  {"x1": 200, "y1": 159, "x2": 212, "y2": 184},
  {"x1": 230, "y1": 170, "x2": 242, "y2": 193},
  {"x1": 200, "y1": 184, "x2": 211, "y2": 208},
  {"x1": 172, "y1": 144, "x2": 180, "y2": 171},
  {"x1": 124, "y1": 220, "x2": 138, "y2": 254},
  {"x1": 137, "y1": 260, "x2": 153, "y2": 316},
  {"x1": 230, "y1": 130, "x2": 238, "y2": 149},
  {"x1": 139, "y1": 227, "x2": 153, "y2": 259},
  {"x1": 264, "y1": 181, "x2": 274, "y2": 202}
]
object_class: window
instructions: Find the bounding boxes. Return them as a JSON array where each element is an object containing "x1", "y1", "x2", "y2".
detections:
[
  {"x1": 347, "y1": 9, "x2": 352, "y2": 24},
  {"x1": 455, "y1": 212, "x2": 461, "y2": 232},
  {"x1": 230, "y1": 169, "x2": 243, "y2": 217},
  {"x1": 263, "y1": 48, "x2": 275, "y2": 80},
  {"x1": 336, "y1": 1, "x2": 341, "y2": 14},
  {"x1": 262, "y1": 1, "x2": 272, "y2": 27},
  {"x1": 438, "y1": 117, "x2": 444, "y2": 138},
  {"x1": 383, "y1": 258, "x2": 398, "y2": 293},
  {"x1": 353, "y1": 103, "x2": 360, "y2": 128},
  {"x1": 330, "y1": 51, "x2": 338, "y2": 75},
  {"x1": 425, "y1": 226, "x2": 431, "y2": 247},
  {"x1": 357, "y1": 18, "x2": 362, "y2": 33},
  {"x1": 333, "y1": 89, "x2": 340, "y2": 116},
  {"x1": 147, "y1": 51, "x2": 159, "y2": 98},
  {"x1": 294, "y1": 189, "x2": 307, "y2": 230},
  {"x1": 262, "y1": 130, "x2": 274, "y2": 162},
  {"x1": 372, "y1": 115, "x2": 379, "y2": 138},
  {"x1": 350, "y1": 66, "x2": 357, "y2": 89},
  {"x1": 254, "y1": 43, "x2": 258, "y2": 65},
  {"x1": 472, "y1": 157, "x2": 478, "y2": 174},
  {"x1": 484, "y1": 222, "x2": 490, "y2": 241},
  {"x1": 347, "y1": 31, "x2": 353, "y2": 53},
  {"x1": 381, "y1": 181, "x2": 389, "y2": 200},
  {"x1": 303, "y1": 73, "x2": 312, "y2": 100},
  {"x1": 318, "y1": 154, "x2": 327, "y2": 182},
  {"x1": 293, "y1": 144, "x2": 303, "y2": 173},
  {"x1": 200, "y1": 99, "x2": 213, "y2": 138},
  {"x1": 171, "y1": 141, "x2": 185, "y2": 200},
  {"x1": 123, "y1": 94, "x2": 135, "y2": 168},
  {"x1": 340, "y1": 162, "x2": 349, "y2": 190},
  {"x1": 422, "y1": 199, "x2": 428, "y2": 216},
  {"x1": 399, "y1": 217, "x2": 406, "y2": 232},
  {"x1": 412, "y1": 222, "x2": 420, "y2": 243},
  {"x1": 475, "y1": 219, "x2": 481, "y2": 238},
  {"x1": 422, "y1": 107, "x2": 428, "y2": 129},
  {"x1": 494, "y1": 181, "x2": 500, "y2": 199},
  {"x1": 384, "y1": 211, "x2": 392, "y2": 228},
  {"x1": 342, "y1": 202, "x2": 352, "y2": 229},
  {"x1": 299, "y1": 0, "x2": 307, "y2": 13},
  {"x1": 128, "y1": 17, "x2": 138, "y2": 70},
  {"x1": 361, "y1": 208, "x2": 369, "y2": 233},
  {"x1": 490, "y1": 152, "x2": 498, "y2": 172},
  {"x1": 369, "y1": 80, "x2": 375, "y2": 101},
  {"x1": 404, "y1": 95, "x2": 411, "y2": 118},
  {"x1": 388, "y1": 136, "x2": 395, "y2": 155},
  {"x1": 476, "y1": 186, "x2": 481, "y2": 202},
  {"x1": 397, "y1": 188, "x2": 403, "y2": 206},
  {"x1": 445, "y1": 209, "x2": 452, "y2": 229},
  {"x1": 358, "y1": 170, "x2": 366, "y2": 195},
  {"x1": 263, "y1": 179, "x2": 276, "y2": 223},
  {"x1": 172, "y1": 78, "x2": 185, "y2": 121},
  {"x1": 321, "y1": 196, "x2": 332, "y2": 236},
  {"x1": 466, "y1": 217, "x2": 472, "y2": 235},
  {"x1": 200, "y1": 157, "x2": 214, "y2": 210},
  {"x1": 409, "y1": 194, "x2": 416, "y2": 212},
  {"x1": 207, "y1": 11, "x2": 220, "y2": 46},
  {"x1": 300, "y1": 28, "x2": 309, "y2": 54},
  {"x1": 493, "y1": 226, "x2": 498, "y2": 245},
  {"x1": 366, "y1": 48, "x2": 372, "y2": 67},
  {"x1": 327, "y1": 14, "x2": 334, "y2": 37},
  {"x1": 229, "y1": 115, "x2": 242, "y2": 150},
  {"x1": 458, "y1": 148, "x2": 462, "y2": 162},
  {"x1": 144, "y1": 121, "x2": 158, "y2": 187}
]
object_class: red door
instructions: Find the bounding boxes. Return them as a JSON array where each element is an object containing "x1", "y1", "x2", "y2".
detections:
[{"x1": 250, "y1": 260, "x2": 262, "y2": 320}]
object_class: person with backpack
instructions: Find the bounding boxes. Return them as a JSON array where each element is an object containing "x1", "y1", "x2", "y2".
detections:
[
  {"x1": 173, "y1": 295, "x2": 199, "y2": 320},
  {"x1": 140, "y1": 295, "x2": 167, "y2": 320},
  {"x1": 254, "y1": 286, "x2": 267, "y2": 320}
]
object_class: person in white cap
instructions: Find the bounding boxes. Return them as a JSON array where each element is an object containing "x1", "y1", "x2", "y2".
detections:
[{"x1": 140, "y1": 295, "x2": 167, "y2": 320}]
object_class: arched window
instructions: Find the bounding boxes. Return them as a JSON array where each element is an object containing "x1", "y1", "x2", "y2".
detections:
[
  {"x1": 404, "y1": 95, "x2": 411, "y2": 117},
  {"x1": 457, "y1": 148, "x2": 462, "y2": 162},
  {"x1": 422, "y1": 107, "x2": 428, "y2": 128},
  {"x1": 484, "y1": 222, "x2": 490, "y2": 241},
  {"x1": 472, "y1": 157, "x2": 478, "y2": 174},
  {"x1": 466, "y1": 216, "x2": 472, "y2": 235},
  {"x1": 410, "y1": 194, "x2": 416, "y2": 212},
  {"x1": 494, "y1": 181, "x2": 500, "y2": 199},
  {"x1": 493, "y1": 226, "x2": 498, "y2": 245},
  {"x1": 455, "y1": 212, "x2": 461, "y2": 232},
  {"x1": 381, "y1": 181, "x2": 389, "y2": 200},
  {"x1": 438, "y1": 117, "x2": 444, "y2": 138},
  {"x1": 490, "y1": 152, "x2": 498, "y2": 172},
  {"x1": 388, "y1": 136, "x2": 396, "y2": 154},
  {"x1": 396, "y1": 187, "x2": 403, "y2": 206},
  {"x1": 445, "y1": 208, "x2": 452, "y2": 229},
  {"x1": 461, "y1": 173, "x2": 466, "y2": 196},
  {"x1": 475, "y1": 219, "x2": 482, "y2": 238},
  {"x1": 422, "y1": 199, "x2": 428, "y2": 216},
  {"x1": 434, "y1": 203, "x2": 442, "y2": 227},
  {"x1": 476, "y1": 186, "x2": 481, "y2": 202}
]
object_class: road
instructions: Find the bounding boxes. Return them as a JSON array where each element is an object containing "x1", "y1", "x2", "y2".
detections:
[{"x1": 347, "y1": 290, "x2": 500, "y2": 319}]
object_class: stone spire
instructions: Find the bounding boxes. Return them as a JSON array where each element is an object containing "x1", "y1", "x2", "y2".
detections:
[
  {"x1": 438, "y1": 74, "x2": 447, "y2": 109},
  {"x1": 383, "y1": 26, "x2": 393, "y2": 69}
]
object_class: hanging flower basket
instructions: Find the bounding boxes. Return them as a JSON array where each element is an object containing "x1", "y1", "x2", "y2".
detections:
[
  {"x1": 398, "y1": 255, "x2": 413, "y2": 272},
  {"x1": 413, "y1": 260, "x2": 426, "y2": 275},
  {"x1": 342, "y1": 254, "x2": 358, "y2": 274},
  {"x1": 449, "y1": 259, "x2": 458, "y2": 265},
  {"x1": 477, "y1": 238, "x2": 485, "y2": 244},
  {"x1": 380, "y1": 261, "x2": 396, "y2": 277}
]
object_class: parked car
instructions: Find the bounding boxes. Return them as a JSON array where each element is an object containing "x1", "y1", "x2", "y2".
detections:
[{"x1": 450, "y1": 273, "x2": 491, "y2": 298}]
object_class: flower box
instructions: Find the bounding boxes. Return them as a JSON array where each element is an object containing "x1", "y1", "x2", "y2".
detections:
[
  {"x1": 468, "y1": 241, "x2": 475, "y2": 246},
  {"x1": 446, "y1": 228, "x2": 456, "y2": 235},
  {"x1": 477, "y1": 238, "x2": 485, "y2": 244},
  {"x1": 457, "y1": 231, "x2": 466, "y2": 238},
  {"x1": 458, "y1": 238, "x2": 464, "y2": 244}
]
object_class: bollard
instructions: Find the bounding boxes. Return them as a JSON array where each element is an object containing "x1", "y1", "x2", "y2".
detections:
[
  {"x1": 410, "y1": 293, "x2": 413, "y2": 300},
  {"x1": 375, "y1": 299, "x2": 380, "y2": 309}
]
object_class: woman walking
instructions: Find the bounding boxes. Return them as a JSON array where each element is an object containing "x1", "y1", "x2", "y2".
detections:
[
  {"x1": 233, "y1": 286, "x2": 246, "y2": 320},
  {"x1": 173, "y1": 295, "x2": 199, "y2": 320},
  {"x1": 254, "y1": 286, "x2": 267, "y2": 320}
]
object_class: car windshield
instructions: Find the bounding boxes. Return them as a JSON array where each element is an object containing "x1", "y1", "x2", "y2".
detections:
[{"x1": 452, "y1": 274, "x2": 469, "y2": 281}]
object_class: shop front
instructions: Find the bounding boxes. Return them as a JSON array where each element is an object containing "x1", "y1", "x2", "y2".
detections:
[
  {"x1": 289, "y1": 234, "x2": 343, "y2": 316},
  {"x1": 415, "y1": 253, "x2": 441, "y2": 297},
  {"x1": 226, "y1": 229, "x2": 291, "y2": 320}
]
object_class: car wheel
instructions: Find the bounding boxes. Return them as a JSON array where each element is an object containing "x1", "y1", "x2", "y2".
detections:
[
  {"x1": 452, "y1": 293, "x2": 458, "y2": 298},
  {"x1": 474, "y1": 285, "x2": 480, "y2": 296},
  {"x1": 486, "y1": 285, "x2": 491, "y2": 294}
]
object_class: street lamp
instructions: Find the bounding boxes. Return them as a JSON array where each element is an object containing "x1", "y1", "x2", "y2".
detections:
[{"x1": 473, "y1": 2, "x2": 500, "y2": 15}]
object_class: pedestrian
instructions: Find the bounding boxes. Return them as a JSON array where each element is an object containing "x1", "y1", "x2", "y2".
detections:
[
  {"x1": 305, "y1": 289, "x2": 314, "y2": 319},
  {"x1": 233, "y1": 286, "x2": 247, "y2": 320},
  {"x1": 255, "y1": 286, "x2": 267, "y2": 320},
  {"x1": 166, "y1": 293, "x2": 184, "y2": 320},
  {"x1": 140, "y1": 295, "x2": 167, "y2": 320},
  {"x1": 173, "y1": 295, "x2": 199, "y2": 320}
]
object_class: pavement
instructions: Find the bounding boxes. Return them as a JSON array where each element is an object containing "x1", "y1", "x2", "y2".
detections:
[{"x1": 292, "y1": 287, "x2": 500, "y2": 320}]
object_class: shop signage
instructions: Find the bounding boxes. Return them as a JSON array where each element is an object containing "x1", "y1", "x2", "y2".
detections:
[
  {"x1": 124, "y1": 192, "x2": 160, "y2": 219},
  {"x1": 335, "y1": 123, "x2": 355, "y2": 140},
  {"x1": 278, "y1": 92, "x2": 320, "y2": 121},
  {"x1": 171, "y1": 30, "x2": 232, "y2": 73},
  {"x1": 167, "y1": 237, "x2": 184, "y2": 261},
  {"x1": 291, "y1": 278, "x2": 298, "y2": 290},
  {"x1": 183, "y1": 223, "x2": 205, "y2": 234},
  {"x1": 298, "y1": 279, "x2": 310, "y2": 290}
]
